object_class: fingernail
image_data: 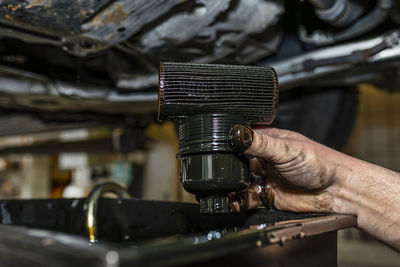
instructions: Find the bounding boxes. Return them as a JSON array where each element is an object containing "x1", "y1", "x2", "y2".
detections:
[{"x1": 230, "y1": 124, "x2": 254, "y2": 153}]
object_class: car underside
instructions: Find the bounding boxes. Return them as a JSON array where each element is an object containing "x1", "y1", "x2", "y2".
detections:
[{"x1": 0, "y1": 0, "x2": 399, "y2": 149}]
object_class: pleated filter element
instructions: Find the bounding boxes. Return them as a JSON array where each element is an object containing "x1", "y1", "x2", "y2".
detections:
[{"x1": 158, "y1": 62, "x2": 279, "y2": 124}]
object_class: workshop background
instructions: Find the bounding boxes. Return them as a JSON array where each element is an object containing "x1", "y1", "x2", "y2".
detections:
[{"x1": 0, "y1": 0, "x2": 399, "y2": 266}]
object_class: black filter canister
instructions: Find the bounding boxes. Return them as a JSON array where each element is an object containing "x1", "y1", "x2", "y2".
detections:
[{"x1": 158, "y1": 62, "x2": 279, "y2": 213}]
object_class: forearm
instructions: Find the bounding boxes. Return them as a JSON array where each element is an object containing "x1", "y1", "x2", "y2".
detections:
[
  {"x1": 239, "y1": 127, "x2": 400, "y2": 249},
  {"x1": 332, "y1": 153, "x2": 400, "y2": 250}
]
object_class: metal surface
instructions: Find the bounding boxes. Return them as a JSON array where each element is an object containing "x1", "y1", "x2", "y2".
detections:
[
  {"x1": 0, "y1": 0, "x2": 185, "y2": 56},
  {"x1": 158, "y1": 62, "x2": 279, "y2": 123},
  {"x1": 0, "y1": 198, "x2": 356, "y2": 266},
  {"x1": 158, "y1": 62, "x2": 278, "y2": 213},
  {"x1": 84, "y1": 182, "x2": 131, "y2": 243},
  {"x1": 189, "y1": 232, "x2": 338, "y2": 267},
  {"x1": 310, "y1": 0, "x2": 364, "y2": 27},
  {"x1": 0, "y1": 64, "x2": 158, "y2": 114},
  {"x1": 0, "y1": 0, "x2": 283, "y2": 59},
  {"x1": 272, "y1": 29, "x2": 400, "y2": 90},
  {"x1": 0, "y1": 0, "x2": 398, "y2": 145},
  {"x1": 0, "y1": 224, "x2": 111, "y2": 267},
  {"x1": 0, "y1": 127, "x2": 146, "y2": 154},
  {"x1": 178, "y1": 114, "x2": 249, "y2": 155},
  {"x1": 181, "y1": 153, "x2": 251, "y2": 213},
  {"x1": 0, "y1": 2, "x2": 399, "y2": 137},
  {"x1": 1, "y1": 28, "x2": 395, "y2": 116}
]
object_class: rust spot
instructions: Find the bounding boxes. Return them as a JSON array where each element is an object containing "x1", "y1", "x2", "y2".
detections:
[
  {"x1": 90, "y1": 2, "x2": 128, "y2": 26},
  {"x1": 7, "y1": 4, "x2": 21, "y2": 12}
]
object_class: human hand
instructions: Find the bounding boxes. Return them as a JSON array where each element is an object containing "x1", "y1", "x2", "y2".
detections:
[
  {"x1": 231, "y1": 125, "x2": 400, "y2": 251},
  {"x1": 231, "y1": 126, "x2": 342, "y2": 213}
]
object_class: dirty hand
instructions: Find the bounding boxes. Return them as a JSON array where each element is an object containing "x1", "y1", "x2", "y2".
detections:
[
  {"x1": 231, "y1": 126, "x2": 342, "y2": 213},
  {"x1": 231, "y1": 125, "x2": 400, "y2": 252}
]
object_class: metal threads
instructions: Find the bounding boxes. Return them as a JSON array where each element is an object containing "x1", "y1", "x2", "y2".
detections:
[
  {"x1": 199, "y1": 196, "x2": 230, "y2": 213},
  {"x1": 158, "y1": 62, "x2": 279, "y2": 123},
  {"x1": 178, "y1": 114, "x2": 248, "y2": 157}
]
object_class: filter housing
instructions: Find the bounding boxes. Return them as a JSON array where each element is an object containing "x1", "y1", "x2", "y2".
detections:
[{"x1": 158, "y1": 62, "x2": 279, "y2": 213}]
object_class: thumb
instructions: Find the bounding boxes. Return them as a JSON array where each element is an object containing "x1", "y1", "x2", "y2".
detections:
[{"x1": 230, "y1": 125, "x2": 290, "y2": 163}]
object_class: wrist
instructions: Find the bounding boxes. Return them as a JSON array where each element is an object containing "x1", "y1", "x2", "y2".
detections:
[
  {"x1": 327, "y1": 151, "x2": 363, "y2": 216},
  {"x1": 329, "y1": 151, "x2": 400, "y2": 219}
]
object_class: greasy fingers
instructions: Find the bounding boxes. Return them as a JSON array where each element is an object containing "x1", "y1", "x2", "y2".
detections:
[
  {"x1": 231, "y1": 181, "x2": 273, "y2": 212},
  {"x1": 244, "y1": 129, "x2": 297, "y2": 164},
  {"x1": 251, "y1": 127, "x2": 309, "y2": 141},
  {"x1": 231, "y1": 125, "x2": 307, "y2": 164},
  {"x1": 231, "y1": 126, "x2": 339, "y2": 213}
]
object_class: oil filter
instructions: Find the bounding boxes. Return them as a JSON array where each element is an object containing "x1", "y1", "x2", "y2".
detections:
[{"x1": 158, "y1": 62, "x2": 279, "y2": 213}]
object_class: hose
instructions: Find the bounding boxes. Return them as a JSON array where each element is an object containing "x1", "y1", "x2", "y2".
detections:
[
  {"x1": 308, "y1": 0, "x2": 335, "y2": 9},
  {"x1": 302, "y1": 0, "x2": 394, "y2": 45}
]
